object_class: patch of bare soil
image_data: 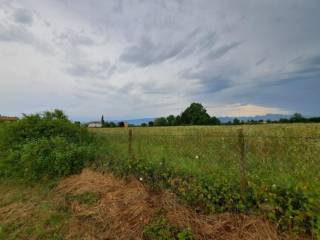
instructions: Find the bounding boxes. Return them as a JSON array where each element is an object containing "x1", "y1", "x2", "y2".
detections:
[{"x1": 53, "y1": 169, "x2": 295, "y2": 240}]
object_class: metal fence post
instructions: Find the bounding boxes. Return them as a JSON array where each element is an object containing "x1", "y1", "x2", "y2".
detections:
[{"x1": 238, "y1": 128, "x2": 246, "y2": 201}]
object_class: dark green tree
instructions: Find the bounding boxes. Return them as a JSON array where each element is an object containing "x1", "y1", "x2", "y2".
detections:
[
  {"x1": 166, "y1": 115, "x2": 176, "y2": 126},
  {"x1": 210, "y1": 116, "x2": 221, "y2": 125},
  {"x1": 42, "y1": 109, "x2": 68, "y2": 120},
  {"x1": 109, "y1": 122, "x2": 116, "y2": 127},
  {"x1": 101, "y1": 115, "x2": 105, "y2": 126},
  {"x1": 180, "y1": 103, "x2": 211, "y2": 125},
  {"x1": 290, "y1": 113, "x2": 305, "y2": 123},
  {"x1": 154, "y1": 117, "x2": 168, "y2": 126},
  {"x1": 233, "y1": 118, "x2": 240, "y2": 125},
  {"x1": 175, "y1": 115, "x2": 181, "y2": 125}
]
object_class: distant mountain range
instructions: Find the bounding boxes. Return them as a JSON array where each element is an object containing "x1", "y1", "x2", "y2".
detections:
[
  {"x1": 121, "y1": 114, "x2": 291, "y2": 125},
  {"x1": 124, "y1": 118, "x2": 155, "y2": 125},
  {"x1": 218, "y1": 114, "x2": 290, "y2": 123}
]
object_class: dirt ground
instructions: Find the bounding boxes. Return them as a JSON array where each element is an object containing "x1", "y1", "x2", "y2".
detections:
[{"x1": 50, "y1": 169, "x2": 292, "y2": 240}]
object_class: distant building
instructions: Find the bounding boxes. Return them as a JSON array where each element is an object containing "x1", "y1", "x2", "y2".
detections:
[
  {"x1": 0, "y1": 115, "x2": 18, "y2": 122},
  {"x1": 88, "y1": 122, "x2": 102, "y2": 128},
  {"x1": 118, "y1": 121, "x2": 129, "y2": 128}
]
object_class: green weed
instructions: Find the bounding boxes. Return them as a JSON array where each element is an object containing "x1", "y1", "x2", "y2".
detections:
[
  {"x1": 143, "y1": 216, "x2": 193, "y2": 240},
  {"x1": 97, "y1": 124, "x2": 320, "y2": 236},
  {"x1": 65, "y1": 192, "x2": 101, "y2": 205}
]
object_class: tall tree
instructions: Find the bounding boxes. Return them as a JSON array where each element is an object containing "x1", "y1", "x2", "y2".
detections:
[
  {"x1": 290, "y1": 113, "x2": 305, "y2": 122},
  {"x1": 154, "y1": 117, "x2": 168, "y2": 126},
  {"x1": 101, "y1": 115, "x2": 105, "y2": 126},
  {"x1": 210, "y1": 116, "x2": 221, "y2": 125},
  {"x1": 166, "y1": 115, "x2": 176, "y2": 126},
  {"x1": 180, "y1": 103, "x2": 211, "y2": 125},
  {"x1": 233, "y1": 118, "x2": 240, "y2": 125}
]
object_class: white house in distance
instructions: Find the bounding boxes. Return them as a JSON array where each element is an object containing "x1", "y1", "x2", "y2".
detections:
[
  {"x1": 87, "y1": 121, "x2": 102, "y2": 128},
  {"x1": 0, "y1": 115, "x2": 19, "y2": 122}
]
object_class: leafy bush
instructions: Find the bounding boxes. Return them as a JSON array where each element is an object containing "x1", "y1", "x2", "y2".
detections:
[
  {"x1": 101, "y1": 149, "x2": 319, "y2": 236},
  {"x1": 100, "y1": 125, "x2": 320, "y2": 236},
  {"x1": 0, "y1": 110, "x2": 97, "y2": 181},
  {"x1": 143, "y1": 216, "x2": 193, "y2": 240}
]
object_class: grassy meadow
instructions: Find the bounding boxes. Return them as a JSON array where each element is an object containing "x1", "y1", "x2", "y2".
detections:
[
  {"x1": 1, "y1": 117, "x2": 320, "y2": 237},
  {"x1": 94, "y1": 124, "x2": 320, "y2": 234},
  {"x1": 94, "y1": 124, "x2": 320, "y2": 193}
]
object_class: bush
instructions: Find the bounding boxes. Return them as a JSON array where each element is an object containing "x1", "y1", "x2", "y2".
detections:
[
  {"x1": 100, "y1": 150, "x2": 319, "y2": 236},
  {"x1": 143, "y1": 216, "x2": 194, "y2": 240},
  {"x1": 0, "y1": 110, "x2": 97, "y2": 181}
]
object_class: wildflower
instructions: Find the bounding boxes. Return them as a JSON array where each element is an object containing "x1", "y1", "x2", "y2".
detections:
[
  {"x1": 195, "y1": 155, "x2": 199, "y2": 159},
  {"x1": 139, "y1": 177, "x2": 143, "y2": 181}
]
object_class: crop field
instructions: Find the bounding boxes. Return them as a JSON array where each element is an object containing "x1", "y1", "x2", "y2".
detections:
[{"x1": 94, "y1": 124, "x2": 320, "y2": 235}]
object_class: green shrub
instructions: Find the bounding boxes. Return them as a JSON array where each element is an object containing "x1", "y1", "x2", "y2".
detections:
[
  {"x1": 101, "y1": 150, "x2": 319, "y2": 236},
  {"x1": 0, "y1": 110, "x2": 97, "y2": 181},
  {"x1": 0, "y1": 110, "x2": 92, "y2": 149},
  {"x1": 65, "y1": 192, "x2": 100, "y2": 205},
  {"x1": 143, "y1": 216, "x2": 193, "y2": 240}
]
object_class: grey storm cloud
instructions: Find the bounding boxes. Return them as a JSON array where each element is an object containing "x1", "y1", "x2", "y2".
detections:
[
  {"x1": 66, "y1": 61, "x2": 117, "y2": 80},
  {"x1": 13, "y1": 9, "x2": 33, "y2": 25},
  {"x1": 0, "y1": 23, "x2": 33, "y2": 43},
  {"x1": 0, "y1": 22, "x2": 52, "y2": 54},
  {"x1": 255, "y1": 57, "x2": 267, "y2": 66},
  {"x1": 218, "y1": 54, "x2": 320, "y2": 114},
  {"x1": 1, "y1": 0, "x2": 320, "y2": 119},
  {"x1": 120, "y1": 29, "x2": 217, "y2": 67},
  {"x1": 181, "y1": 67, "x2": 233, "y2": 94},
  {"x1": 56, "y1": 29, "x2": 95, "y2": 46},
  {"x1": 205, "y1": 42, "x2": 241, "y2": 60}
]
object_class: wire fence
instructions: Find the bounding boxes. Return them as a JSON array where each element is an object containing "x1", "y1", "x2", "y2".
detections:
[
  {"x1": 99, "y1": 127, "x2": 320, "y2": 198},
  {"x1": 93, "y1": 127, "x2": 320, "y2": 234}
]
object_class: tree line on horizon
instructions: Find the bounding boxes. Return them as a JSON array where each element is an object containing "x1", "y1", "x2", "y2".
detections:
[{"x1": 98, "y1": 103, "x2": 320, "y2": 128}]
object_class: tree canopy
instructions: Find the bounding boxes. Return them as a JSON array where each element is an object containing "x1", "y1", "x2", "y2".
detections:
[
  {"x1": 153, "y1": 103, "x2": 220, "y2": 126},
  {"x1": 180, "y1": 103, "x2": 211, "y2": 125}
]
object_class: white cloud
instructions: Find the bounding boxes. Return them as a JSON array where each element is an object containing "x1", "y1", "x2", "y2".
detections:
[
  {"x1": 0, "y1": 0, "x2": 319, "y2": 120},
  {"x1": 209, "y1": 104, "x2": 289, "y2": 117}
]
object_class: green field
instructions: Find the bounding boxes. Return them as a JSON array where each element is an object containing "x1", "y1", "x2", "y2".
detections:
[
  {"x1": 1, "y1": 117, "x2": 320, "y2": 237},
  {"x1": 94, "y1": 124, "x2": 320, "y2": 234},
  {"x1": 95, "y1": 124, "x2": 320, "y2": 192}
]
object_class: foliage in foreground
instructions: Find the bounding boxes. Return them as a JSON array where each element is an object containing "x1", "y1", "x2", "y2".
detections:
[
  {"x1": 143, "y1": 215, "x2": 193, "y2": 240},
  {"x1": 0, "y1": 110, "x2": 97, "y2": 181},
  {"x1": 104, "y1": 157, "x2": 319, "y2": 238},
  {"x1": 0, "y1": 180, "x2": 69, "y2": 240},
  {"x1": 98, "y1": 125, "x2": 320, "y2": 238}
]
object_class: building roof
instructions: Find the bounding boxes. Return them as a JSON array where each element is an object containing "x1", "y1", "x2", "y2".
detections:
[
  {"x1": 0, "y1": 116, "x2": 19, "y2": 121},
  {"x1": 87, "y1": 121, "x2": 102, "y2": 124}
]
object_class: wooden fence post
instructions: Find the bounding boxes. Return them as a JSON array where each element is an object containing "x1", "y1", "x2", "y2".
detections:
[
  {"x1": 238, "y1": 128, "x2": 246, "y2": 201},
  {"x1": 128, "y1": 129, "x2": 133, "y2": 162}
]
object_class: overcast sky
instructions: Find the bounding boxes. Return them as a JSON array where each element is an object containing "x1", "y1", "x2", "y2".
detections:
[{"x1": 1, "y1": 0, "x2": 319, "y2": 121}]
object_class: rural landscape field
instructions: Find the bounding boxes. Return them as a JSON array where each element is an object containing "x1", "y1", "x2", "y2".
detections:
[
  {"x1": 1, "y1": 112, "x2": 319, "y2": 239},
  {"x1": 1, "y1": 0, "x2": 320, "y2": 239},
  {"x1": 98, "y1": 123, "x2": 320, "y2": 195},
  {"x1": 96, "y1": 124, "x2": 320, "y2": 233}
]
